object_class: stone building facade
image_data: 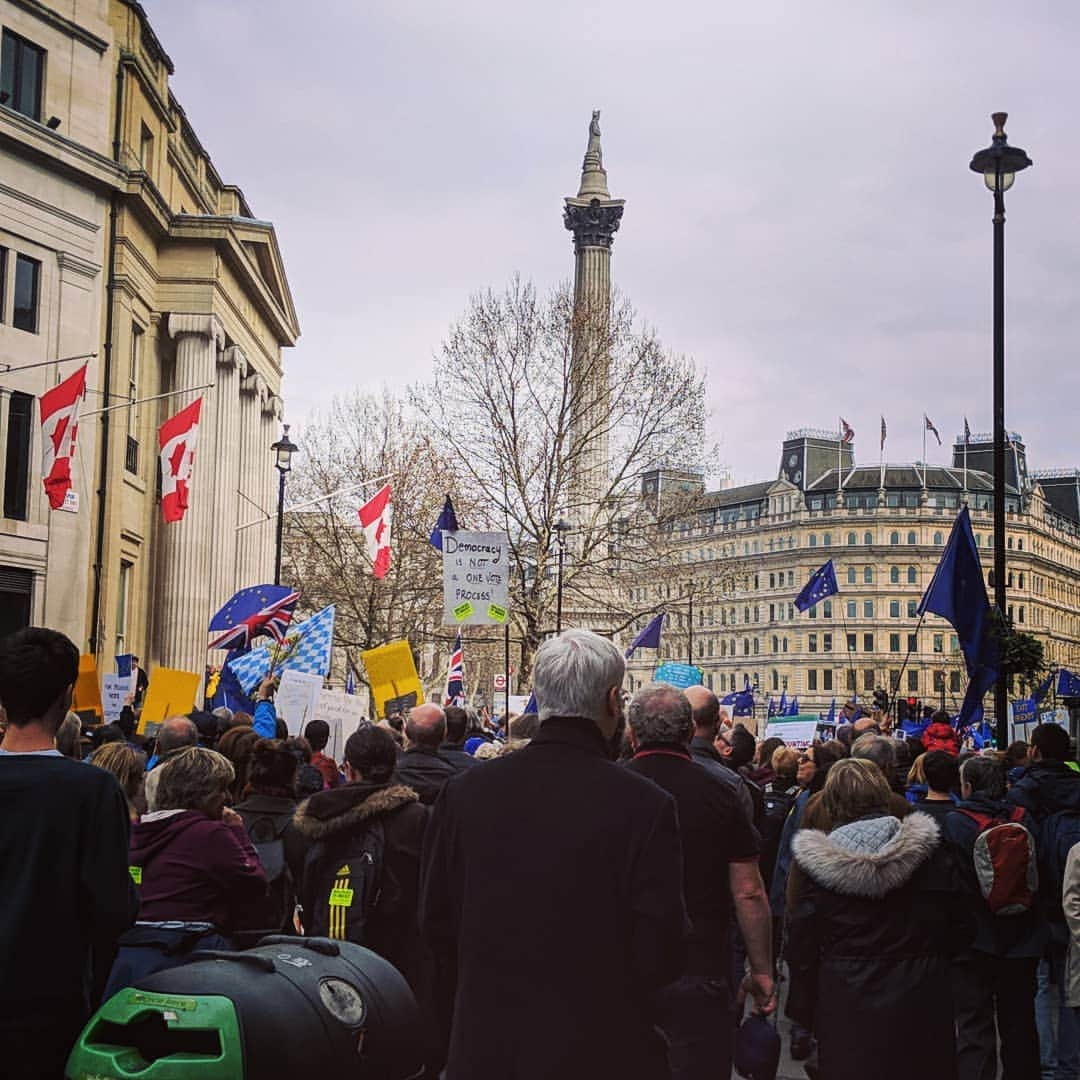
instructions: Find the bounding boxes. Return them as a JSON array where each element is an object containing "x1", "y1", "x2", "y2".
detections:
[
  {"x1": 0, "y1": 0, "x2": 299, "y2": 675},
  {"x1": 624, "y1": 430, "x2": 1080, "y2": 722}
]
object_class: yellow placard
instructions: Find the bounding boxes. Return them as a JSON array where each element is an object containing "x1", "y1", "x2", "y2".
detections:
[
  {"x1": 453, "y1": 601, "x2": 474, "y2": 621},
  {"x1": 129, "y1": 866, "x2": 142, "y2": 885},
  {"x1": 487, "y1": 604, "x2": 508, "y2": 623},
  {"x1": 329, "y1": 887, "x2": 354, "y2": 907},
  {"x1": 361, "y1": 640, "x2": 424, "y2": 720},
  {"x1": 72, "y1": 654, "x2": 102, "y2": 717},
  {"x1": 138, "y1": 668, "x2": 201, "y2": 733}
]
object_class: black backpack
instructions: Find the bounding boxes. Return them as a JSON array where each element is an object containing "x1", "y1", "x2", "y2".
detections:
[
  {"x1": 759, "y1": 787, "x2": 797, "y2": 889},
  {"x1": 300, "y1": 821, "x2": 394, "y2": 945},
  {"x1": 243, "y1": 808, "x2": 297, "y2": 932}
]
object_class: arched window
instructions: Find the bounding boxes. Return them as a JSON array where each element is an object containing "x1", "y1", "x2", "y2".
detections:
[
  {"x1": 1019, "y1": 572, "x2": 1025, "y2": 589},
  {"x1": 753, "y1": 638, "x2": 760, "y2": 655},
  {"x1": 743, "y1": 638, "x2": 750, "y2": 656},
  {"x1": 823, "y1": 600, "x2": 833, "y2": 618},
  {"x1": 753, "y1": 605, "x2": 760, "y2": 622},
  {"x1": 933, "y1": 531, "x2": 943, "y2": 545},
  {"x1": 783, "y1": 637, "x2": 789, "y2": 653},
  {"x1": 907, "y1": 566, "x2": 917, "y2": 584},
  {"x1": 823, "y1": 532, "x2": 832, "y2": 547},
  {"x1": 890, "y1": 566, "x2": 900, "y2": 584},
  {"x1": 743, "y1": 606, "x2": 750, "y2": 623},
  {"x1": 1008, "y1": 536, "x2": 1014, "y2": 550},
  {"x1": 772, "y1": 635, "x2": 779, "y2": 653},
  {"x1": 988, "y1": 570, "x2": 995, "y2": 587},
  {"x1": 864, "y1": 566, "x2": 873, "y2": 584},
  {"x1": 890, "y1": 531, "x2": 900, "y2": 545},
  {"x1": 864, "y1": 531, "x2": 873, "y2": 545},
  {"x1": 769, "y1": 573, "x2": 775, "y2": 588},
  {"x1": 847, "y1": 567, "x2": 857, "y2": 585},
  {"x1": 847, "y1": 532, "x2": 857, "y2": 546},
  {"x1": 1007, "y1": 572, "x2": 1015, "y2": 588},
  {"x1": 907, "y1": 531, "x2": 917, "y2": 545},
  {"x1": 771, "y1": 670, "x2": 779, "y2": 691},
  {"x1": 809, "y1": 535, "x2": 817, "y2": 548},
  {"x1": 1018, "y1": 538, "x2": 1024, "y2": 551}
]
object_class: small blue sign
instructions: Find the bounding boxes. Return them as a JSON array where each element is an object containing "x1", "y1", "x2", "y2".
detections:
[{"x1": 653, "y1": 662, "x2": 704, "y2": 690}]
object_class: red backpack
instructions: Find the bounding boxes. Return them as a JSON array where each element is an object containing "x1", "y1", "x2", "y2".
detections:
[{"x1": 958, "y1": 807, "x2": 1038, "y2": 915}]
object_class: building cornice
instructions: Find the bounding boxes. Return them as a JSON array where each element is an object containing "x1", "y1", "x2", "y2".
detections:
[{"x1": 7, "y1": 0, "x2": 109, "y2": 53}]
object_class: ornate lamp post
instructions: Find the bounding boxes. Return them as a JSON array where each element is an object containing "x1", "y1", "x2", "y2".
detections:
[{"x1": 271, "y1": 424, "x2": 298, "y2": 586}]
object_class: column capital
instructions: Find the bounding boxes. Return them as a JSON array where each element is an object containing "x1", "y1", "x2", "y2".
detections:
[
  {"x1": 241, "y1": 369, "x2": 269, "y2": 401},
  {"x1": 221, "y1": 344, "x2": 248, "y2": 374},
  {"x1": 167, "y1": 312, "x2": 226, "y2": 350},
  {"x1": 563, "y1": 197, "x2": 625, "y2": 252},
  {"x1": 263, "y1": 393, "x2": 284, "y2": 420}
]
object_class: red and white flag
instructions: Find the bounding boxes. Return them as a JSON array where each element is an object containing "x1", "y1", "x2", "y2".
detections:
[
  {"x1": 158, "y1": 397, "x2": 202, "y2": 523},
  {"x1": 358, "y1": 483, "x2": 392, "y2": 579},
  {"x1": 40, "y1": 363, "x2": 88, "y2": 510}
]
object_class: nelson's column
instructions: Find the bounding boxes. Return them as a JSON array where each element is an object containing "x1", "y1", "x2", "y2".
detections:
[{"x1": 563, "y1": 111, "x2": 625, "y2": 519}]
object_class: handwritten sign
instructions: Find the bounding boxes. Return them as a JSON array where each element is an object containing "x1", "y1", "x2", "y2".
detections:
[
  {"x1": 276, "y1": 670, "x2": 324, "y2": 737},
  {"x1": 314, "y1": 689, "x2": 368, "y2": 762},
  {"x1": 443, "y1": 531, "x2": 509, "y2": 626},
  {"x1": 102, "y1": 674, "x2": 136, "y2": 724}
]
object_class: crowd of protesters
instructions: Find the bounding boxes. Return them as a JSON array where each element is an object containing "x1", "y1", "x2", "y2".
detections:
[{"x1": 4, "y1": 623, "x2": 1080, "y2": 1079}]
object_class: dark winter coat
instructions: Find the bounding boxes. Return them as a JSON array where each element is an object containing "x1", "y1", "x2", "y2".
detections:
[
  {"x1": 293, "y1": 781, "x2": 429, "y2": 996},
  {"x1": 419, "y1": 716, "x2": 687, "y2": 1080},
  {"x1": 689, "y1": 734, "x2": 755, "y2": 822},
  {"x1": 1006, "y1": 760, "x2": 1080, "y2": 823},
  {"x1": 395, "y1": 747, "x2": 459, "y2": 805},
  {"x1": 128, "y1": 810, "x2": 269, "y2": 933},
  {"x1": 786, "y1": 812, "x2": 973, "y2": 1080},
  {"x1": 438, "y1": 742, "x2": 478, "y2": 773}
]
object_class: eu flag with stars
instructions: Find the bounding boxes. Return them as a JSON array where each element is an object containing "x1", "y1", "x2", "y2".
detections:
[
  {"x1": 919, "y1": 507, "x2": 999, "y2": 726},
  {"x1": 1059, "y1": 668, "x2": 1080, "y2": 698},
  {"x1": 429, "y1": 495, "x2": 459, "y2": 551},
  {"x1": 208, "y1": 585, "x2": 299, "y2": 651},
  {"x1": 794, "y1": 560, "x2": 839, "y2": 613},
  {"x1": 625, "y1": 613, "x2": 665, "y2": 658}
]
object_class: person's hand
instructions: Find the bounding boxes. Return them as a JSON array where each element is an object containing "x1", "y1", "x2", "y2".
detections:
[
  {"x1": 255, "y1": 675, "x2": 277, "y2": 702},
  {"x1": 221, "y1": 807, "x2": 244, "y2": 829},
  {"x1": 737, "y1": 971, "x2": 777, "y2": 1016}
]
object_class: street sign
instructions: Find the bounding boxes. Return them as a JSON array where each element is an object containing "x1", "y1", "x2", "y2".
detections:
[
  {"x1": 493, "y1": 673, "x2": 507, "y2": 691},
  {"x1": 442, "y1": 531, "x2": 510, "y2": 626}
]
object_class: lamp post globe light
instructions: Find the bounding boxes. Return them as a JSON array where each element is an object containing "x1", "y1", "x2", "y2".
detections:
[
  {"x1": 271, "y1": 423, "x2": 299, "y2": 587},
  {"x1": 969, "y1": 112, "x2": 1032, "y2": 748}
]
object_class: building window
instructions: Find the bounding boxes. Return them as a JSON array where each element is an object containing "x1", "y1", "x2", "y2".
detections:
[
  {"x1": 933, "y1": 531, "x2": 943, "y2": 545},
  {"x1": 846, "y1": 669, "x2": 857, "y2": 691},
  {"x1": 889, "y1": 600, "x2": 900, "y2": 618},
  {"x1": 864, "y1": 531, "x2": 873, "y2": 545},
  {"x1": 890, "y1": 531, "x2": 899, "y2": 545},
  {"x1": 1, "y1": 29, "x2": 45, "y2": 121},
  {"x1": 847, "y1": 532, "x2": 856, "y2": 546},
  {"x1": 0, "y1": 246, "x2": 6, "y2": 321},
  {"x1": 823, "y1": 600, "x2": 832, "y2": 618},
  {"x1": 847, "y1": 600, "x2": 857, "y2": 619},
  {"x1": 809, "y1": 535, "x2": 817, "y2": 548},
  {"x1": 933, "y1": 634, "x2": 944, "y2": 653},
  {"x1": 823, "y1": 669, "x2": 833, "y2": 691},
  {"x1": 907, "y1": 600, "x2": 918, "y2": 618},
  {"x1": 864, "y1": 566, "x2": 873, "y2": 584},
  {"x1": 847, "y1": 633, "x2": 856, "y2": 652},
  {"x1": 139, "y1": 122, "x2": 154, "y2": 175},
  {"x1": 890, "y1": 669, "x2": 901, "y2": 691},
  {"x1": 907, "y1": 531, "x2": 917, "y2": 545},
  {"x1": 783, "y1": 637, "x2": 789, "y2": 653},
  {"x1": 1019, "y1": 606, "x2": 1025, "y2": 624},
  {"x1": 823, "y1": 533, "x2": 831, "y2": 547},
  {"x1": 753, "y1": 638, "x2": 759, "y2": 655},
  {"x1": 13, "y1": 254, "x2": 40, "y2": 333},
  {"x1": 116, "y1": 561, "x2": 132, "y2": 653},
  {"x1": 907, "y1": 633, "x2": 917, "y2": 652},
  {"x1": 3, "y1": 392, "x2": 33, "y2": 520},
  {"x1": 908, "y1": 566, "x2": 917, "y2": 584},
  {"x1": 771, "y1": 670, "x2": 778, "y2": 691},
  {"x1": 808, "y1": 670, "x2": 818, "y2": 691},
  {"x1": 950, "y1": 671, "x2": 962, "y2": 693},
  {"x1": 847, "y1": 566, "x2": 856, "y2": 585},
  {"x1": 863, "y1": 600, "x2": 874, "y2": 618},
  {"x1": 933, "y1": 670, "x2": 946, "y2": 693},
  {"x1": 808, "y1": 633, "x2": 817, "y2": 654},
  {"x1": 126, "y1": 325, "x2": 143, "y2": 474},
  {"x1": 863, "y1": 633, "x2": 874, "y2": 652},
  {"x1": 864, "y1": 669, "x2": 875, "y2": 691},
  {"x1": 823, "y1": 633, "x2": 833, "y2": 652},
  {"x1": 890, "y1": 566, "x2": 900, "y2": 584},
  {"x1": 890, "y1": 633, "x2": 901, "y2": 652},
  {"x1": 908, "y1": 669, "x2": 919, "y2": 692}
]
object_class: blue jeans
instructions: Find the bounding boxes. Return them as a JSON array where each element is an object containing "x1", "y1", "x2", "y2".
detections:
[{"x1": 1038, "y1": 949, "x2": 1080, "y2": 1080}]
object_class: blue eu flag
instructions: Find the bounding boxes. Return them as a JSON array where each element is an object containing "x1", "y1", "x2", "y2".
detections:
[
  {"x1": 1059, "y1": 668, "x2": 1080, "y2": 698},
  {"x1": 919, "y1": 507, "x2": 999, "y2": 726},
  {"x1": 429, "y1": 496, "x2": 459, "y2": 551},
  {"x1": 625, "y1": 613, "x2": 665, "y2": 658},
  {"x1": 794, "y1": 560, "x2": 839, "y2": 613}
]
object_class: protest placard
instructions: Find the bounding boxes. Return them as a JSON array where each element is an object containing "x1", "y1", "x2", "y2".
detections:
[
  {"x1": 73, "y1": 654, "x2": 102, "y2": 718},
  {"x1": 139, "y1": 669, "x2": 201, "y2": 732},
  {"x1": 314, "y1": 689, "x2": 368, "y2": 762},
  {"x1": 276, "y1": 669, "x2": 325, "y2": 736},
  {"x1": 362, "y1": 640, "x2": 424, "y2": 719},
  {"x1": 763, "y1": 717, "x2": 820, "y2": 746},
  {"x1": 442, "y1": 531, "x2": 509, "y2": 626},
  {"x1": 102, "y1": 674, "x2": 136, "y2": 724}
]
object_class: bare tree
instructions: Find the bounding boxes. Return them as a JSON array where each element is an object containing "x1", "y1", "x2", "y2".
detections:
[{"x1": 413, "y1": 276, "x2": 715, "y2": 684}]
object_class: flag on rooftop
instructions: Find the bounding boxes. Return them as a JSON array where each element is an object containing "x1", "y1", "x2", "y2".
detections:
[
  {"x1": 925, "y1": 414, "x2": 942, "y2": 446},
  {"x1": 840, "y1": 417, "x2": 855, "y2": 444}
]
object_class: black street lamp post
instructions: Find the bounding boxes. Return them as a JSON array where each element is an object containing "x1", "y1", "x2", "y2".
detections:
[
  {"x1": 554, "y1": 519, "x2": 570, "y2": 634},
  {"x1": 271, "y1": 424, "x2": 298, "y2": 586},
  {"x1": 969, "y1": 112, "x2": 1032, "y2": 748}
]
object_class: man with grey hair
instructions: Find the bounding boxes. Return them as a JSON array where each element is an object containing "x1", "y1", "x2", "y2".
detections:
[
  {"x1": 420, "y1": 630, "x2": 686, "y2": 1079},
  {"x1": 626, "y1": 684, "x2": 774, "y2": 1079},
  {"x1": 144, "y1": 716, "x2": 199, "y2": 810}
]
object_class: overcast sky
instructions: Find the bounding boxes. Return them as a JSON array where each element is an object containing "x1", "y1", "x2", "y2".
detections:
[{"x1": 145, "y1": 0, "x2": 1080, "y2": 486}]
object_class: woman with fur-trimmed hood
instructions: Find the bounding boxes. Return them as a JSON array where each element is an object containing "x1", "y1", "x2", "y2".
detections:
[
  {"x1": 785, "y1": 758, "x2": 973, "y2": 1080},
  {"x1": 293, "y1": 724, "x2": 430, "y2": 1000}
]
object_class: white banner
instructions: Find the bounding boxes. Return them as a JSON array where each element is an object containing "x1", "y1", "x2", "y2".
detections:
[
  {"x1": 442, "y1": 530, "x2": 509, "y2": 626},
  {"x1": 275, "y1": 669, "x2": 324, "y2": 736},
  {"x1": 102, "y1": 674, "x2": 135, "y2": 725},
  {"x1": 314, "y1": 689, "x2": 368, "y2": 763}
]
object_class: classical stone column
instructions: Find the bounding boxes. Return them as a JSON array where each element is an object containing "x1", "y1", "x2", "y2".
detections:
[
  {"x1": 236, "y1": 368, "x2": 268, "y2": 588},
  {"x1": 259, "y1": 394, "x2": 284, "y2": 582},
  {"x1": 208, "y1": 345, "x2": 244, "y2": 615},
  {"x1": 157, "y1": 313, "x2": 224, "y2": 673}
]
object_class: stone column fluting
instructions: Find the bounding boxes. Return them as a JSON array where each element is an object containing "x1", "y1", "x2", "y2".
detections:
[
  {"x1": 259, "y1": 394, "x2": 284, "y2": 582},
  {"x1": 157, "y1": 313, "x2": 224, "y2": 673},
  {"x1": 236, "y1": 368, "x2": 268, "y2": 589},
  {"x1": 207, "y1": 345, "x2": 243, "y2": 615}
]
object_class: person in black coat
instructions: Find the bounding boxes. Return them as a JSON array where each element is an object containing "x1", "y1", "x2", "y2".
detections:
[
  {"x1": 439, "y1": 705, "x2": 478, "y2": 772},
  {"x1": 419, "y1": 630, "x2": 687, "y2": 1080},
  {"x1": 786, "y1": 758, "x2": 973, "y2": 1080},
  {"x1": 395, "y1": 704, "x2": 458, "y2": 804}
]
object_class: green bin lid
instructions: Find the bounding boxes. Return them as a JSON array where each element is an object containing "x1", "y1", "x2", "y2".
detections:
[{"x1": 66, "y1": 991, "x2": 243, "y2": 1079}]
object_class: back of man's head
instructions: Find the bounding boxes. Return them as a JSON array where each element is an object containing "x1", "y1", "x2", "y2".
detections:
[
  {"x1": 923, "y1": 750, "x2": 960, "y2": 796},
  {"x1": 852, "y1": 716, "x2": 880, "y2": 738},
  {"x1": 156, "y1": 715, "x2": 198, "y2": 756},
  {"x1": 1031, "y1": 723, "x2": 1071, "y2": 764},
  {"x1": 345, "y1": 724, "x2": 397, "y2": 784},
  {"x1": 303, "y1": 719, "x2": 330, "y2": 752},
  {"x1": 773, "y1": 747, "x2": 799, "y2": 787},
  {"x1": 628, "y1": 684, "x2": 692, "y2": 748},
  {"x1": 532, "y1": 629, "x2": 624, "y2": 729},
  {"x1": 961, "y1": 755, "x2": 1006, "y2": 800},
  {"x1": 509, "y1": 711, "x2": 540, "y2": 741},
  {"x1": 405, "y1": 704, "x2": 446, "y2": 749},
  {"x1": 0, "y1": 627, "x2": 79, "y2": 729},
  {"x1": 443, "y1": 706, "x2": 468, "y2": 745},
  {"x1": 684, "y1": 684, "x2": 720, "y2": 737},
  {"x1": 851, "y1": 733, "x2": 896, "y2": 779},
  {"x1": 727, "y1": 724, "x2": 757, "y2": 770}
]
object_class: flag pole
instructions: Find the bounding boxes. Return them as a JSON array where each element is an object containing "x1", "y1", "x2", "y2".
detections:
[
  {"x1": 503, "y1": 621, "x2": 511, "y2": 736},
  {"x1": 77, "y1": 382, "x2": 215, "y2": 418},
  {"x1": 837, "y1": 417, "x2": 842, "y2": 499},
  {"x1": 891, "y1": 610, "x2": 928, "y2": 720},
  {"x1": 922, "y1": 415, "x2": 927, "y2": 488}
]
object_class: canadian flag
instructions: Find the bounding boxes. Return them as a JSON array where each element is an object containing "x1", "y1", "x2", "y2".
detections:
[
  {"x1": 358, "y1": 483, "x2": 392, "y2": 579},
  {"x1": 40, "y1": 363, "x2": 88, "y2": 510},
  {"x1": 158, "y1": 397, "x2": 202, "y2": 523}
]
